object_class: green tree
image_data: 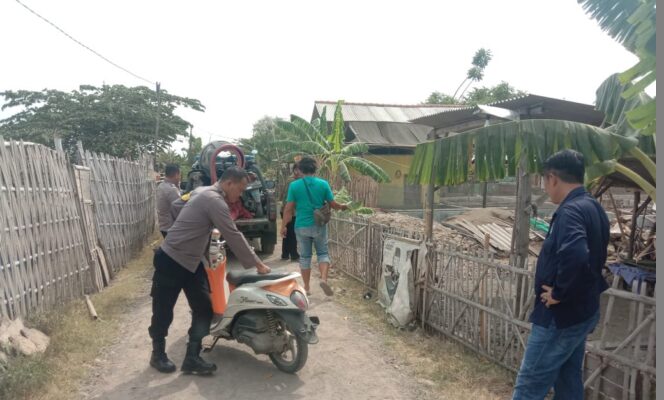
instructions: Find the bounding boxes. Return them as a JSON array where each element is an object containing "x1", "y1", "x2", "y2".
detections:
[
  {"x1": 0, "y1": 84, "x2": 204, "y2": 158},
  {"x1": 237, "y1": 116, "x2": 290, "y2": 177},
  {"x1": 157, "y1": 149, "x2": 187, "y2": 170},
  {"x1": 185, "y1": 133, "x2": 203, "y2": 166},
  {"x1": 463, "y1": 82, "x2": 528, "y2": 105},
  {"x1": 425, "y1": 92, "x2": 460, "y2": 105},
  {"x1": 425, "y1": 82, "x2": 525, "y2": 106},
  {"x1": 275, "y1": 101, "x2": 390, "y2": 188}
]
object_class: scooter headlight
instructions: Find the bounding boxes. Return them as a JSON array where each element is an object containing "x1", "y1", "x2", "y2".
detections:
[{"x1": 290, "y1": 290, "x2": 308, "y2": 311}]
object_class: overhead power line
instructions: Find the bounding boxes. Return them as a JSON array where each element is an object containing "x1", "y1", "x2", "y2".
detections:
[{"x1": 15, "y1": 0, "x2": 155, "y2": 85}]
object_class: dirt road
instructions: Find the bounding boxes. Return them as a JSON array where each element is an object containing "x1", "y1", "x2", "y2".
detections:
[{"x1": 80, "y1": 250, "x2": 423, "y2": 400}]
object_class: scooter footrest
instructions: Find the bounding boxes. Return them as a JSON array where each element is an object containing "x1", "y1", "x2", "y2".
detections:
[{"x1": 202, "y1": 335, "x2": 221, "y2": 352}]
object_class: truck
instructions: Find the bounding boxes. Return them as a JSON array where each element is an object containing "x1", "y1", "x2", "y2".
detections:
[{"x1": 184, "y1": 141, "x2": 278, "y2": 254}]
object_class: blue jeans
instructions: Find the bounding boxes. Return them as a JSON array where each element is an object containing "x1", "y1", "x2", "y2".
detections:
[
  {"x1": 295, "y1": 225, "x2": 331, "y2": 270},
  {"x1": 513, "y1": 310, "x2": 600, "y2": 400}
]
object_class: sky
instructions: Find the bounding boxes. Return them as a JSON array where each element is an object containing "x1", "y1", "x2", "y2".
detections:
[{"x1": 0, "y1": 0, "x2": 641, "y2": 150}]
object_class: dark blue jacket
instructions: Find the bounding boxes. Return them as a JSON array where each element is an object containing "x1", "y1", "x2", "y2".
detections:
[{"x1": 530, "y1": 187, "x2": 609, "y2": 329}]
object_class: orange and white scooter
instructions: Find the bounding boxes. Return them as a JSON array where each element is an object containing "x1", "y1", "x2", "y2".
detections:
[{"x1": 204, "y1": 229, "x2": 319, "y2": 374}]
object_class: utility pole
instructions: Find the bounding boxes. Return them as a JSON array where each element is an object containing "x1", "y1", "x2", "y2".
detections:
[{"x1": 154, "y1": 82, "x2": 161, "y2": 156}]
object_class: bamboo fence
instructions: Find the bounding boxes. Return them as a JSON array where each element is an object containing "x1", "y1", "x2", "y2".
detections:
[
  {"x1": 329, "y1": 214, "x2": 656, "y2": 399},
  {"x1": 77, "y1": 146, "x2": 155, "y2": 276},
  {"x1": 0, "y1": 139, "x2": 155, "y2": 319}
]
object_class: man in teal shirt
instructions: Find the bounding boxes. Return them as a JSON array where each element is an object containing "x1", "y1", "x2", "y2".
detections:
[{"x1": 281, "y1": 157, "x2": 347, "y2": 295}]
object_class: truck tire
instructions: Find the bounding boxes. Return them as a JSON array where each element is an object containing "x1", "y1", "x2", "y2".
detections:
[{"x1": 261, "y1": 242, "x2": 275, "y2": 255}]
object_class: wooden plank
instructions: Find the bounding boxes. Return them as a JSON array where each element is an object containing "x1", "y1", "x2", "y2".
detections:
[
  {"x1": 95, "y1": 248, "x2": 110, "y2": 286},
  {"x1": 72, "y1": 165, "x2": 102, "y2": 292}
]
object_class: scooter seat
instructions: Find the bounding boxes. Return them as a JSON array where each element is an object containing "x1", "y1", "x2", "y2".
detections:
[{"x1": 226, "y1": 271, "x2": 292, "y2": 286}]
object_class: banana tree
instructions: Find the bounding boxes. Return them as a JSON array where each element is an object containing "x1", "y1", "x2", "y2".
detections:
[
  {"x1": 407, "y1": 118, "x2": 655, "y2": 202},
  {"x1": 274, "y1": 100, "x2": 390, "y2": 185},
  {"x1": 579, "y1": 0, "x2": 656, "y2": 197},
  {"x1": 589, "y1": 73, "x2": 656, "y2": 196},
  {"x1": 579, "y1": 0, "x2": 656, "y2": 136}
]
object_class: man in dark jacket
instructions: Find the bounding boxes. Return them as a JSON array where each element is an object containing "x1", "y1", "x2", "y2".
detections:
[{"x1": 512, "y1": 150, "x2": 610, "y2": 399}]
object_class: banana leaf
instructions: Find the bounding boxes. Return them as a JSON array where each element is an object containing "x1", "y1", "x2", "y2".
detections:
[
  {"x1": 408, "y1": 119, "x2": 638, "y2": 186},
  {"x1": 331, "y1": 101, "x2": 345, "y2": 153},
  {"x1": 595, "y1": 74, "x2": 656, "y2": 144},
  {"x1": 577, "y1": 0, "x2": 641, "y2": 52},
  {"x1": 344, "y1": 156, "x2": 391, "y2": 183}
]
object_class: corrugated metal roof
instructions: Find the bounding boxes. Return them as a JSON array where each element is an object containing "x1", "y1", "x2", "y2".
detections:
[
  {"x1": 409, "y1": 94, "x2": 605, "y2": 129},
  {"x1": 313, "y1": 101, "x2": 455, "y2": 123},
  {"x1": 346, "y1": 121, "x2": 431, "y2": 147}
]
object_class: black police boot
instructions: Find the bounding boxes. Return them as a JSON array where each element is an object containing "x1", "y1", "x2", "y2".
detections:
[
  {"x1": 181, "y1": 342, "x2": 217, "y2": 375},
  {"x1": 149, "y1": 339, "x2": 176, "y2": 373}
]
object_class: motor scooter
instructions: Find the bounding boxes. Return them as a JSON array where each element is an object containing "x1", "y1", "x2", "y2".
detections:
[{"x1": 204, "y1": 229, "x2": 319, "y2": 373}]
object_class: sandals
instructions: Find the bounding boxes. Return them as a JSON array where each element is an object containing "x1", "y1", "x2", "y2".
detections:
[{"x1": 319, "y1": 281, "x2": 334, "y2": 296}]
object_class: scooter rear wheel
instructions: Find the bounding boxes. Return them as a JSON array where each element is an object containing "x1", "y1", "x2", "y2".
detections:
[{"x1": 268, "y1": 324, "x2": 308, "y2": 374}]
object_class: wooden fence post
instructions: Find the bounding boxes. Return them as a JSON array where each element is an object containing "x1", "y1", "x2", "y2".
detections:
[{"x1": 511, "y1": 153, "x2": 531, "y2": 318}]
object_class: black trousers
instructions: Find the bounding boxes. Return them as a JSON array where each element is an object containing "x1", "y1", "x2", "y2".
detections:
[
  {"x1": 160, "y1": 231, "x2": 168, "y2": 238},
  {"x1": 148, "y1": 248, "x2": 212, "y2": 344},
  {"x1": 281, "y1": 217, "x2": 299, "y2": 259}
]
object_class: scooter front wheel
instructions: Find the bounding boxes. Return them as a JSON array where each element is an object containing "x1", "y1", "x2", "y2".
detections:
[{"x1": 268, "y1": 324, "x2": 308, "y2": 374}]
